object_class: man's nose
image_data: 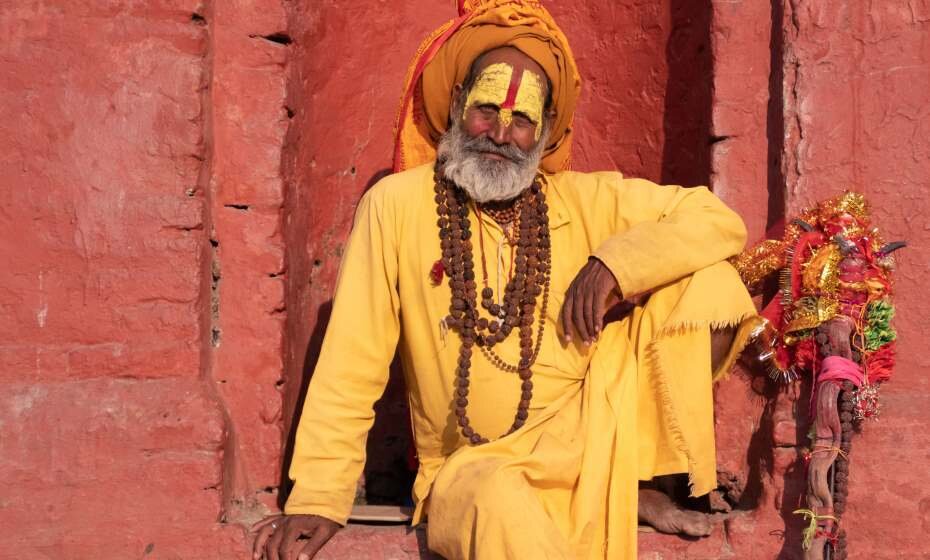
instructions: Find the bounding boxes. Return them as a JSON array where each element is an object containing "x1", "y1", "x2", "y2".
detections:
[{"x1": 489, "y1": 116, "x2": 513, "y2": 145}]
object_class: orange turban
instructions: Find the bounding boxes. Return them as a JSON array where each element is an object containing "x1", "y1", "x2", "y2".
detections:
[{"x1": 393, "y1": 0, "x2": 581, "y2": 174}]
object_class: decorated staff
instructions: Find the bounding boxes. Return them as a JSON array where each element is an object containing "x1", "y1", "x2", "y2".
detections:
[{"x1": 734, "y1": 192, "x2": 904, "y2": 560}]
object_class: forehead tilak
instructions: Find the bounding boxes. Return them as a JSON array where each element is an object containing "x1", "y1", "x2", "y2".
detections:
[{"x1": 464, "y1": 62, "x2": 545, "y2": 137}]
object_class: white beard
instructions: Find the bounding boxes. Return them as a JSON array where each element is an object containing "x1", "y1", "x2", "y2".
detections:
[{"x1": 436, "y1": 121, "x2": 549, "y2": 203}]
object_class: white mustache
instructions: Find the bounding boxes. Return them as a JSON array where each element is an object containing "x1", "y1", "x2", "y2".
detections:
[{"x1": 437, "y1": 123, "x2": 549, "y2": 204}]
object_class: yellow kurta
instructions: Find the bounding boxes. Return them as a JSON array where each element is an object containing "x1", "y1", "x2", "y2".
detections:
[{"x1": 285, "y1": 162, "x2": 756, "y2": 559}]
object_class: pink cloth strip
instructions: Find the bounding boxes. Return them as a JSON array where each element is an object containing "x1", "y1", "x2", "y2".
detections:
[
  {"x1": 818, "y1": 356, "x2": 865, "y2": 388},
  {"x1": 810, "y1": 355, "x2": 865, "y2": 414}
]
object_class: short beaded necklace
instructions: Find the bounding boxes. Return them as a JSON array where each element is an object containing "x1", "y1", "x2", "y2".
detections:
[{"x1": 434, "y1": 167, "x2": 552, "y2": 445}]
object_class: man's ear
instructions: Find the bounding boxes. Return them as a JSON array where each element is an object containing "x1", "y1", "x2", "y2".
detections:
[{"x1": 450, "y1": 84, "x2": 464, "y2": 116}]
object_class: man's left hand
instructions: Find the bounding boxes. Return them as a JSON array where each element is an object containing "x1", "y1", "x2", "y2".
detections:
[{"x1": 560, "y1": 258, "x2": 622, "y2": 345}]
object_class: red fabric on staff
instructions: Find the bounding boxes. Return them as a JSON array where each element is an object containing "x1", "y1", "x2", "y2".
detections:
[
  {"x1": 818, "y1": 356, "x2": 865, "y2": 388},
  {"x1": 810, "y1": 355, "x2": 865, "y2": 412}
]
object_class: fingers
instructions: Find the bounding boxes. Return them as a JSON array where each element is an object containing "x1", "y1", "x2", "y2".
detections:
[
  {"x1": 592, "y1": 278, "x2": 606, "y2": 336},
  {"x1": 278, "y1": 524, "x2": 307, "y2": 560},
  {"x1": 573, "y1": 280, "x2": 590, "y2": 344},
  {"x1": 560, "y1": 279, "x2": 576, "y2": 343},
  {"x1": 252, "y1": 515, "x2": 284, "y2": 533},
  {"x1": 593, "y1": 259, "x2": 622, "y2": 336},
  {"x1": 253, "y1": 516, "x2": 286, "y2": 560},
  {"x1": 296, "y1": 523, "x2": 338, "y2": 560},
  {"x1": 581, "y1": 273, "x2": 596, "y2": 344},
  {"x1": 266, "y1": 520, "x2": 287, "y2": 560},
  {"x1": 563, "y1": 259, "x2": 626, "y2": 346},
  {"x1": 253, "y1": 522, "x2": 277, "y2": 560}
]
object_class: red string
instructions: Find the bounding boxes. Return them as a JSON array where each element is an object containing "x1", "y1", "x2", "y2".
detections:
[
  {"x1": 866, "y1": 341, "x2": 895, "y2": 383},
  {"x1": 815, "y1": 528, "x2": 840, "y2": 547}
]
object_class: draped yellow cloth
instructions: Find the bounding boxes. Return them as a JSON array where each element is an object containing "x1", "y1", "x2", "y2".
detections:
[
  {"x1": 393, "y1": 0, "x2": 581, "y2": 174},
  {"x1": 285, "y1": 163, "x2": 758, "y2": 558}
]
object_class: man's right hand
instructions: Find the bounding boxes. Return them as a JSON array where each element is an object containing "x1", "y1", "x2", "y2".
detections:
[{"x1": 251, "y1": 514, "x2": 341, "y2": 560}]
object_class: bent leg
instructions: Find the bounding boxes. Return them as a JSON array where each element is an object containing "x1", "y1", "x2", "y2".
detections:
[
  {"x1": 427, "y1": 456, "x2": 573, "y2": 560},
  {"x1": 626, "y1": 262, "x2": 756, "y2": 534},
  {"x1": 635, "y1": 325, "x2": 736, "y2": 537}
]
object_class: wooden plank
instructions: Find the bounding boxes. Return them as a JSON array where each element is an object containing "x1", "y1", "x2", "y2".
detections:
[{"x1": 348, "y1": 504, "x2": 414, "y2": 523}]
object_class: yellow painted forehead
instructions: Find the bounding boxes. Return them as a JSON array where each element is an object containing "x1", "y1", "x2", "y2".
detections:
[{"x1": 463, "y1": 62, "x2": 546, "y2": 139}]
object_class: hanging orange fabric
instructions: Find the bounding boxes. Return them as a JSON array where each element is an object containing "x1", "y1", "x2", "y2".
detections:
[{"x1": 392, "y1": 0, "x2": 581, "y2": 174}]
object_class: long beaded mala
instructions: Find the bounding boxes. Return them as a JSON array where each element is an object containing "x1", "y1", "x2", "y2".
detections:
[
  {"x1": 433, "y1": 168, "x2": 552, "y2": 445},
  {"x1": 830, "y1": 380, "x2": 855, "y2": 559}
]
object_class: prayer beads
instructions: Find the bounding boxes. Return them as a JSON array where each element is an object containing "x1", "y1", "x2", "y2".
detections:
[{"x1": 434, "y1": 167, "x2": 552, "y2": 444}]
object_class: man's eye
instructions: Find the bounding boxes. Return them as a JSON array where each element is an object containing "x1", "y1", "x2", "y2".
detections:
[
  {"x1": 512, "y1": 113, "x2": 535, "y2": 127},
  {"x1": 478, "y1": 104, "x2": 499, "y2": 115}
]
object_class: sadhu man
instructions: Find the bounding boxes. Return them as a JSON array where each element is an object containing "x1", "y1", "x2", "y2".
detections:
[{"x1": 254, "y1": 1, "x2": 757, "y2": 558}]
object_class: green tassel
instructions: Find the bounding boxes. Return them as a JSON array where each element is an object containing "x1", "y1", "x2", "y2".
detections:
[{"x1": 865, "y1": 299, "x2": 896, "y2": 351}]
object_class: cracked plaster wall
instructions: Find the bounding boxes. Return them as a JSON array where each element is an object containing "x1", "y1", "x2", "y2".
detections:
[
  {"x1": 2, "y1": 1, "x2": 928, "y2": 559},
  {"x1": 777, "y1": 2, "x2": 930, "y2": 557},
  {"x1": 0, "y1": 0, "x2": 290, "y2": 557}
]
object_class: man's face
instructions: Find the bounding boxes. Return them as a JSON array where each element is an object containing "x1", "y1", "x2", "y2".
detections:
[
  {"x1": 436, "y1": 47, "x2": 551, "y2": 204},
  {"x1": 459, "y1": 48, "x2": 549, "y2": 157}
]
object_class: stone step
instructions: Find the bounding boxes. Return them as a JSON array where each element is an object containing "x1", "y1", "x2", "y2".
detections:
[{"x1": 314, "y1": 521, "x2": 732, "y2": 559}]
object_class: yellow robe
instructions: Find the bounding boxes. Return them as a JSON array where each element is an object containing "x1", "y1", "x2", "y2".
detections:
[{"x1": 285, "y1": 162, "x2": 756, "y2": 559}]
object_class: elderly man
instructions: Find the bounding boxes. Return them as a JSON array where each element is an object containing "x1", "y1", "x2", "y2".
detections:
[{"x1": 254, "y1": 1, "x2": 756, "y2": 559}]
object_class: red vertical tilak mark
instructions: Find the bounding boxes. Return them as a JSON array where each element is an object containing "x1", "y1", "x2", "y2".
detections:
[{"x1": 500, "y1": 69, "x2": 522, "y2": 110}]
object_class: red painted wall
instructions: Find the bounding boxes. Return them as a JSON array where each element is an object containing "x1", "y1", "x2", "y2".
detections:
[
  {"x1": 781, "y1": 2, "x2": 930, "y2": 556},
  {"x1": 0, "y1": 0, "x2": 291, "y2": 556},
  {"x1": 0, "y1": 2, "x2": 245, "y2": 557},
  {"x1": 2, "y1": 1, "x2": 928, "y2": 559}
]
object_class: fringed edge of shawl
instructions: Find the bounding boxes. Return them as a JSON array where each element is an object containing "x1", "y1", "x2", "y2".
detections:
[
  {"x1": 712, "y1": 315, "x2": 765, "y2": 382},
  {"x1": 643, "y1": 312, "x2": 759, "y2": 497}
]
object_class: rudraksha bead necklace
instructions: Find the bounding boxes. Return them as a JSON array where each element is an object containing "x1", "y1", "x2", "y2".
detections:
[
  {"x1": 479, "y1": 198, "x2": 523, "y2": 244},
  {"x1": 434, "y1": 168, "x2": 552, "y2": 445}
]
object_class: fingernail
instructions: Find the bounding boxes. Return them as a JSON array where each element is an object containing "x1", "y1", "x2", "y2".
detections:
[{"x1": 299, "y1": 555, "x2": 309, "y2": 560}]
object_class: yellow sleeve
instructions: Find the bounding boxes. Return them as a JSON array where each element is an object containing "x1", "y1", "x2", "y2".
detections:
[
  {"x1": 284, "y1": 185, "x2": 401, "y2": 524},
  {"x1": 591, "y1": 177, "x2": 747, "y2": 298}
]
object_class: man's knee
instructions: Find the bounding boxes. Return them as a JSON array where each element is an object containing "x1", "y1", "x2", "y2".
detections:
[
  {"x1": 432, "y1": 461, "x2": 517, "y2": 522},
  {"x1": 471, "y1": 468, "x2": 519, "y2": 512}
]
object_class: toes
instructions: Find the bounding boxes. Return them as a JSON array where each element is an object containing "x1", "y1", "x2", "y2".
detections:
[
  {"x1": 678, "y1": 511, "x2": 713, "y2": 537},
  {"x1": 637, "y1": 487, "x2": 715, "y2": 537}
]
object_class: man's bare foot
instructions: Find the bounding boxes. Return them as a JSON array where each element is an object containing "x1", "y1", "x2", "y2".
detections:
[{"x1": 638, "y1": 487, "x2": 713, "y2": 537}]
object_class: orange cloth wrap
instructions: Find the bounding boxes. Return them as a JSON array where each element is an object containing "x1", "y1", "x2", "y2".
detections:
[{"x1": 393, "y1": 0, "x2": 581, "y2": 174}]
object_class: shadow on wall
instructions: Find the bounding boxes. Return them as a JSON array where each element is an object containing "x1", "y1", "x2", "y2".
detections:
[
  {"x1": 765, "y1": 0, "x2": 786, "y2": 231},
  {"x1": 278, "y1": 299, "x2": 333, "y2": 508},
  {"x1": 661, "y1": 0, "x2": 712, "y2": 188},
  {"x1": 279, "y1": 168, "x2": 410, "y2": 510}
]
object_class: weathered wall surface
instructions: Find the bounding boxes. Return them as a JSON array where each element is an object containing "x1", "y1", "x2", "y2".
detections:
[
  {"x1": 779, "y1": 2, "x2": 930, "y2": 557},
  {"x1": 208, "y1": 0, "x2": 290, "y2": 520},
  {"x1": 0, "y1": 0, "x2": 291, "y2": 557},
  {"x1": 0, "y1": 2, "x2": 243, "y2": 557},
  {"x1": 2, "y1": 1, "x2": 928, "y2": 559}
]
